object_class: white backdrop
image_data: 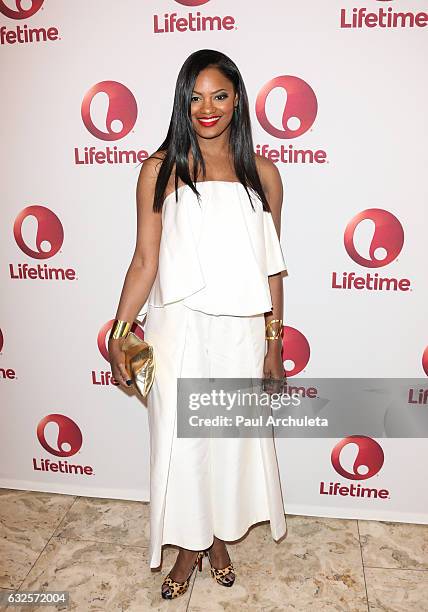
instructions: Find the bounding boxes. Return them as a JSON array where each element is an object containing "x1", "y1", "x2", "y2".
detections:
[{"x1": 1, "y1": 0, "x2": 427, "y2": 524}]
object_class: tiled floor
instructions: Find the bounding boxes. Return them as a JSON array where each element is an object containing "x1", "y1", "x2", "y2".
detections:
[{"x1": 1, "y1": 488, "x2": 427, "y2": 611}]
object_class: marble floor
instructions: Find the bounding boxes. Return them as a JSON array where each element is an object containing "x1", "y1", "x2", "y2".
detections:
[{"x1": 1, "y1": 489, "x2": 427, "y2": 611}]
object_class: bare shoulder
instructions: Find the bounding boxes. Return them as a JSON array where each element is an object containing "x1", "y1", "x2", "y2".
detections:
[
  {"x1": 135, "y1": 152, "x2": 168, "y2": 216},
  {"x1": 137, "y1": 150, "x2": 167, "y2": 185},
  {"x1": 254, "y1": 153, "x2": 283, "y2": 210},
  {"x1": 255, "y1": 153, "x2": 282, "y2": 195}
]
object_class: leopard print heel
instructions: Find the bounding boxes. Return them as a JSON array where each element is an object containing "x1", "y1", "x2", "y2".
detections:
[
  {"x1": 207, "y1": 550, "x2": 236, "y2": 587},
  {"x1": 161, "y1": 551, "x2": 204, "y2": 600}
]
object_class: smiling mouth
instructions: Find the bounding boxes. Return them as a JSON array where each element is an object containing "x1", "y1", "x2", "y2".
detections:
[{"x1": 197, "y1": 116, "x2": 221, "y2": 127}]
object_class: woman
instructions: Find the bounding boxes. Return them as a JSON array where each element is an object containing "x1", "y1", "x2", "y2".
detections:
[{"x1": 108, "y1": 49, "x2": 288, "y2": 600}]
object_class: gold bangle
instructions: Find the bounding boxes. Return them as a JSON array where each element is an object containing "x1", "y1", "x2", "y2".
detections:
[
  {"x1": 265, "y1": 318, "x2": 283, "y2": 340},
  {"x1": 110, "y1": 319, "x2": 131, "y2": 340}
]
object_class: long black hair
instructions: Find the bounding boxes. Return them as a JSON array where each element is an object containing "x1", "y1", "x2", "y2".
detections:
[{"x1": 149, "y1": 49, "x2": 271, "y2": 214}]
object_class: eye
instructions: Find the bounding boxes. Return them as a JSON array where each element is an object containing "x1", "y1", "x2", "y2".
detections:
[{"x1": 190, "y1": 93, "x2": 228, "y2": 103}]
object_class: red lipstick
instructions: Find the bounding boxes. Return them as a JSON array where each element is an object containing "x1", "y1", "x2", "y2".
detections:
[{"x1": 197, "y1": 116, "x2": 221, "y2": 128}]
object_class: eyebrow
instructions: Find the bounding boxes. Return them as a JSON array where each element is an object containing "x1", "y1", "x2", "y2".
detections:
[{"x1": 192, "y1": 88, "x2": 228, "y2": 95}]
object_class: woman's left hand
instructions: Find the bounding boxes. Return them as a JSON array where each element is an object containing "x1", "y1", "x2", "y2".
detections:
[{"x1": 263, "y1": 341, "x2": 286, "y2": 394}]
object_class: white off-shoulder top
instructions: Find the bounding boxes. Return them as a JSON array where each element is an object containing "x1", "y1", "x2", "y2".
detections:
[{"x1": 137, "y1": 180, "x2": 287, "y2": 319}]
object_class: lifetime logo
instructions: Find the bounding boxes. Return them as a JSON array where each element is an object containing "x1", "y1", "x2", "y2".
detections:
[
  {"x1": 75, "y1": 81, "x2": 148, "y2": 166},
  {"x1": 92, "y1": 320, "x2": 145, "y2": 387},
  {"x1": 0, "y1": 0, "x2": 60, "y2": 45},
  {"x1": 0, "y1": 328, "x2": 16, "y2": 381},
  {"x1": 340, "y1": 0, "x2": 428, "y2": 30},
  {"x1": 153, "y1": 0, "x2": 236, "y2": 34},
  {"x1": 423, "y1": 346, "x2": 428, "y2": 377},
  {"x1": 10, "y1": 206, "x2": 76, "y2": 281},
  {"x1": 34, "y1": 414, "x2": 94, "y2": 476},
  {"x1": 320, "y1": 435, "x2": 389, "y2": 500},
  {"x1": 331, "y1": 208, "x2": 411, "y2": 292},
  {"x1": 255, "y1": 76, "x2": 327, "y2": 165},
  {"x1": 282, "y1": 326, "x2": 310, "y2": 377}
]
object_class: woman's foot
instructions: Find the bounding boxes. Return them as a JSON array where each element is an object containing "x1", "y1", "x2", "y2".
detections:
[
  {"x1": 161, "y1": 548, "x2": 202, "y2": 598},
  {"x1": 207, "y1": 537, "x2": 235, "y2": 586}
]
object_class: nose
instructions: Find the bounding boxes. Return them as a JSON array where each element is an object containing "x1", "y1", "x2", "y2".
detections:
[{"x1": 201, "y1": 96, "x2": 215, "y2": 114}]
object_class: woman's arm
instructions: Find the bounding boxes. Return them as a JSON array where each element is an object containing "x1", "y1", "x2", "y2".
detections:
[
  {"x1": 257, "y1": 156, "x2": 286, "y2": 381},
  {"x1": 108, "y1": 155, "x2": 163, "y2": 387},
  {"x1": 113, "y1": 155, "x2": 163, "y2": 324}
]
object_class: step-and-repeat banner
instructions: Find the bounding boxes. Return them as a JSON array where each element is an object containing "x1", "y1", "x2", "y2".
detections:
[{"x1": 1, "y1": 0, "x2": 427, "y2": 524}]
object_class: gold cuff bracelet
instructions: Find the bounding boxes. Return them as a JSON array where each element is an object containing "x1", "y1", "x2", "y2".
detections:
[
  {"x1": 265, "y1": 318, "x2": 283, "y2": 340},
  {"x1": 110, "y1": 319, "x2": 131, "y2": 340}
]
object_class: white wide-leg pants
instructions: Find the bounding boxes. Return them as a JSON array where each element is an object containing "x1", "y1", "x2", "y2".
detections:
[{"x1": 144, "y1": 300, "x2": 287, "y2": 569}]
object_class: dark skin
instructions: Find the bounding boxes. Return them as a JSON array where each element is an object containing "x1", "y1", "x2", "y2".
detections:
[{"x1": 108, "y1": 67, "x2": 286, "y2": 586}]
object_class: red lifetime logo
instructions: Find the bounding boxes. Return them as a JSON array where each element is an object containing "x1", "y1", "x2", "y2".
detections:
[
  {"x1": 0, "y1": 0, "x2": 44, "y2": 19},
  {"x1": 37, "y1": 414, "x2": 83, "y2": 457},
  {"x1": 331, "y1": 436, "x2": 384, "y2": 480},
  {"x1": 282, "y1": 325, "x2": 310, "y2": 377},
  {"x1": 81, "y1": 81, "x2": 138, "y2": 141},
  {"x1": 13, "y1": 206, "x2": 64, "y2": 259},
  {"x1": 175, "y1": 0, "x2": 210, "y2": 5},
  {"x1": 422, "y1": 346, "x2": 428, "y2": 376},
  {"x1": 256, "y1": 75, "x2": 318, "y2": 139},
  {"x1": 344, "y1": 208, "x2": 404, "y2": 268}
]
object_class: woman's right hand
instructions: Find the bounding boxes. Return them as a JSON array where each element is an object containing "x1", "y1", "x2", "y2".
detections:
[{"x1": 108, "y1": 337, "x2": 132, "y2": 388}]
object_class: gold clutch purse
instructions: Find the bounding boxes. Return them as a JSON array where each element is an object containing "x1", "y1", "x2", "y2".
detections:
[{"x1": 122, "y1": 331, "x2": 155, "y2": 397}]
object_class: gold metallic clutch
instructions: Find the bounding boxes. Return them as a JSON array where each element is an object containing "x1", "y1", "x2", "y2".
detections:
[{"x1": 122, "y1": 331, "x2": 155, "y2": 397}]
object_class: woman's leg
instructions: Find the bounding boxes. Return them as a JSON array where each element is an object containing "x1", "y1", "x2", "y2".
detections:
[{"x1": 160, "y1": 305, "x2": 213, "y2": 588}]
